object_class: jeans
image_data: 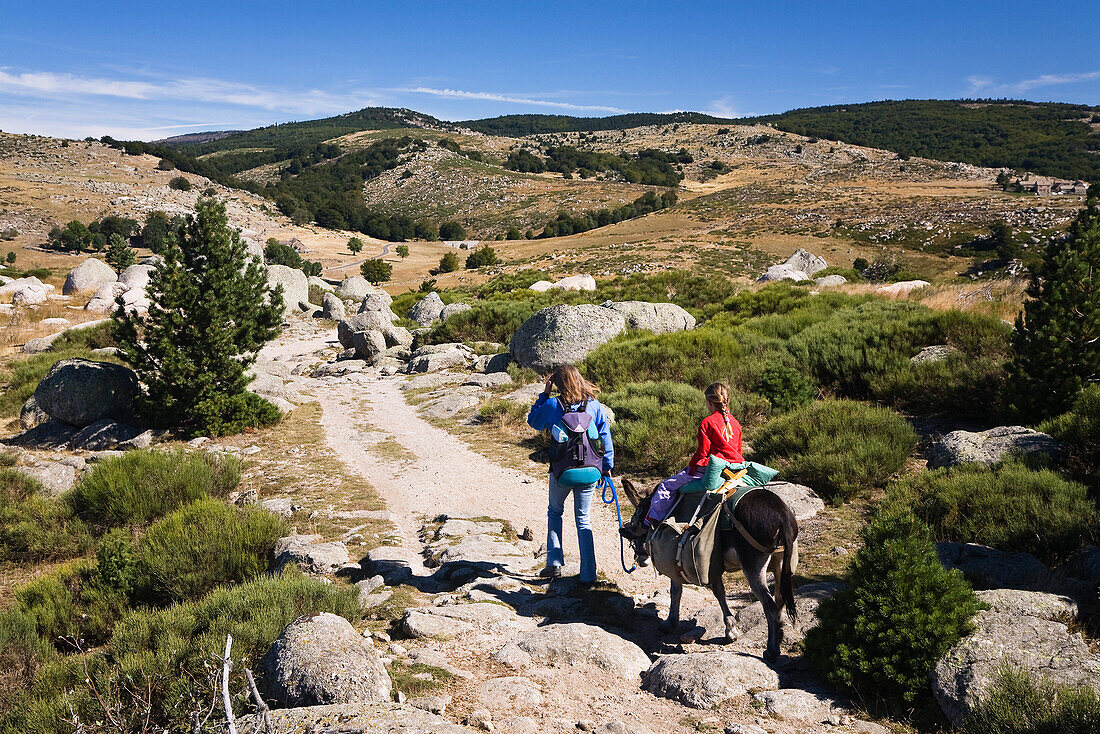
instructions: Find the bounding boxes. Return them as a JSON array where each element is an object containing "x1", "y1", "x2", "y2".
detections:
[
  {"x1": 646, "y1": 467, "x2": 697, "y2": 525},
  {"x1": 546, "y1": 473, "x2": 597, "y2": 582}
]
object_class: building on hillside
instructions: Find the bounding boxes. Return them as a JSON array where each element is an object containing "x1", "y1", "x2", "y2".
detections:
[{"x1": 1017, "y1": 175, "x2": 1089, "y2": 196}]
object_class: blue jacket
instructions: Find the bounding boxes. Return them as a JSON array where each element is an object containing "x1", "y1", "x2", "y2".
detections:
[{"x1": 527, "y1": 393, "x2": 615, "y2": 473}]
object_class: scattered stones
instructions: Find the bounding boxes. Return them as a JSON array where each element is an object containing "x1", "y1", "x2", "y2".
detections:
[
  {"x1": 494, "y1": 623, "x2": 651, "y2": 680},
  {"x1": 643, "y1": 651, "x2": 781, "y2": 708},
  {"x1": 931, "y1": 426, "x2": 1060, "y2": 468},
  {"x1": 261, "y1": 612, "x2": 391, "y2": 707},
  {"x1": 911, "y1": 344, "x2": 958, "y2": 365},
  {"x1": 267, "y1": 264, "x2": 310, "y2": 313},
  {"x1": 601, "y1": 301, "x2": 696, "y2": 333},
  {"x1": 509, "y1": 304, "x2": 626, "y2": 371},
  {"x1": 463, "y1": 372, "x2": 513, "y2": 388},
  {"x1": 273, "y1": 534, "x2": 351, "y2": 575},
  {"x1": 407, "y1": 345, "x2": 470, "y2": 373},
  {"x1": 757, "y1": 249, "x2": 826, "y2": 282},
  {"x1": 238, "y1": 703, "x2": 468, "y2": 734},
  {"x1": 408, "y1": 292, "x2": 446, "y2": 325},
  {"x1": 440, "y1": 302, "x2": 472, "y2": 321},
  {"x1": 62, "y1": 258, "x2": 117, "y2": 295},
  {"x1": 34, "y1": 358, "x2": 139, "y2": 427}
]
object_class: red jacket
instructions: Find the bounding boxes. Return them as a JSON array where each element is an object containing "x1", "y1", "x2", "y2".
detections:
[{"x1": 689, "y1": 410, "x2": 744, "y2": 475}]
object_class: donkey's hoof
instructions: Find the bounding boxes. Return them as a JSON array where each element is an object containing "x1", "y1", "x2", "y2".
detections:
[{"x1": 763, "y1": 647, "x2": 780, "y2": 664}]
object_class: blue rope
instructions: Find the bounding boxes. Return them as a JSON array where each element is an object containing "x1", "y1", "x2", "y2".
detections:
[{"x1": 599, "y1": 475, "x2": 636, "y2": 574}]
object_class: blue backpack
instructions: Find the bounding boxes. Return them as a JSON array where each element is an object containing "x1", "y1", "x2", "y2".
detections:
[{"x1": 549, "y1": 400, "x2": 605, "y2": 487}]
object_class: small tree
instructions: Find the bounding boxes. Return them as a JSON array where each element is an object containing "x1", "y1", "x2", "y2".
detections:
[
  {"x1": 347, "y1": 237, "x2": 363, "y2": 255},
  {"x1": 168, "y1": 176, "x2": 191, "y2": 191},
  {"x1": 505, "y1": 227, "x2": 521, "y2": 240},
  {"x1": 5, "y1": 251, "x2": 15, "y2": 265},
  {"x1": 106, "y1": 233, "x2": 135, "y2": 271},
  {"x1": 439, "y1": 221, "x2": 466, "y2": 240},
  {"x1": 359, "y1": 258, "x2": 392, "y2": 284},
  {"x1": 113, "y1": 197, "x2": 282, "y2": 436},
  {"x1": 438, "y1": 252, "x2": 459, "y2": 273},
  {"x1": 465, "y1": 246, "x2": 499, "y2": 269},
  {"x1": 1010, "y1": 193, "x2": 1100, "y2": 418},
  {"x1": 395, "y1": 244, "x2": 409, "y2": 258}
]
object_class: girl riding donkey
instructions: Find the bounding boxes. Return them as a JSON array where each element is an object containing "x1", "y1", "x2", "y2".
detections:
[
  {"x1": 620, "y1": 382, "x2": 743, "y2": 539},
  {"x1": 527, "y1": 365, "x2": 615, "y2": 585}
]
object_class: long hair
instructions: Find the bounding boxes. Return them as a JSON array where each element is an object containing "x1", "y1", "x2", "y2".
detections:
[
  {"x1": 704, "y1": 382, "x2": 734, "y2": 440},
  {"x1": 552, "y1": 365, "x2": 600, "y2": 406}
]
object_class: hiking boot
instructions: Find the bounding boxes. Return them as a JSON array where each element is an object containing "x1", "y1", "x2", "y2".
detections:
[
  {"x1": 619, "y1": 523, "x2": 649, "y2": 540},
  {"x1": 538, "y1": 565, "x2": 562, "y2": 578}
]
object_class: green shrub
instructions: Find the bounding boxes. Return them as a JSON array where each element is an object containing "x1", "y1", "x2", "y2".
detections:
[
  {"x1": 68, "y1": 449, "x2": 240, "y2": 528},
  {"x1": 1042, "y1": 385, "x2": 1100, "y2": 493},
  {"x1": 714, "y1": 282, "x2": 868, "y2": 323},
  {"x1": 135, "y1": 498, "x2": 287, "y2": 604},
  {"x1": 755, "y1": 365, "x2": 816, "y2": 412},
  {"x1": 465, "y1": 246, "x2": 499, "y2": 269},
  {"x1": 886, "y1": 461, "x2": 1097, "y2": 566},
  {"x1": 751, "y1": 400, "x2": 917, "y2": 502},
  {"x1": 961, "y1": 667, "x2": 1100, "y2": 734},
  {"x1": 425, "y1": 301, "x2": 541, "y2": 345},
  {"x1": 804, "y1": 512, "x2": 979, "y2": 710},
  {"x1": 603, "y1": 382, "x2": 707, "y2": 475},
  {"x1": 438, "y1": 252, "x2": 459, "y2": 272},
  {"x1": 0, "y1": 470, "x2": 92, "y2": 564},
  {"x1": 872, "y1": 352, "x2": 1009, "y2": 423},
  {"x1": 167, "y1": 175, "x2": 191, "y2": 191},
  {"x1": 360, "y1": 258, "x2": 393, "y2": 284}
]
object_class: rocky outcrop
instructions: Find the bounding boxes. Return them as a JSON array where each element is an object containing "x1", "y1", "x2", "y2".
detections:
[
  {"x1": 321, "y1": 292, "x2": 346, "y2": 320},
  {"x1": 601, "y1": 301, "x2": 696, "y2": 333},
  {"x1": 261, "y1": 613, "x2": 391, "y2": 707},
  {"x1": 932, "y1": 589, "x2": 1100, "y2": 726},
  {"x1": 408, "y1": 292, "x2": 445, "y2": 325},
  {"x1": 335, "y1": 276, "x2": 375, "y2": 301},
  {"x1": 238, "y1": 703, "x2": 468, "y2": 734},
  {"x1": 1, "y1": 276, "x2": 52, "y2": 302},
  {"x1": 763, "y1": 482, "x2": 825, "y2": 522},
  {"x1": 267, "y1": 264, "x2": 309, "y2": 314},
  {"x1": 911, "y1": 344, "x2": 958, "y2": 365},
  {"x1": 548, "y1": 274, "x2": 597, "y2": 291},
  {"x1": 936, "y1": 542, "x2": 1070, "y2": 596},
  {"x1": 439, "y1": 302, "x2": 471, "y2": 322},
  {"x1": 814, "y1": 275, "x2": 847, "y2": 287},
  {"x1": 643, "y1": 651, "x2": 781, "y2": 708},
  {"x1": 930, "y1": 426, "x2": 1059, "y2": 468},
  {"x1": 528, "y1": 280, "x2": 554, "y2": 292},
  {"x1": 273, "y1": 535, "x2": 350, "y2": 575},
  {"x1": 757, "y1": 249, "x2": 826, "y2": 282},
  {"x1": 877, "y1": 280, "x2": 930, "y2": 296},
  {"x1": 494, "y1": 623, "x2": 651, "y2": 680},
  {"x1": 62, "y1": 258, "x2": 116, "y2": 295},
  {"x1": 33, "y1": 358, "x2": 139, "y2": 427},
  {"x1": 407, "y1": 343, "x2": 472, "y2": 373},
  {"x1": 11, "y1": 280, "x2": 48, "y2": 305},
  {"x1": 510, "y1": 304, "x2": 626, "y2": 371}
]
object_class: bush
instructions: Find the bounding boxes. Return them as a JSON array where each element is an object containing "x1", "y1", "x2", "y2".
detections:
[
  {"x1": 1042, "y1": 385, "x2": 1100, "y2": 493},
  {"x1": 872, "y1": 352, "x2": 1009, "y2": 423},
  {"x1": 439, "y1": 221, "x2": 466, "y2": 240},
  {"x1": 424, "y1": 300, "x2": 540, "y2": 345},
  {"x1": 135, "y1": 498, "x2": 287, "y2": 604},
  {"x1": 755, "y1": 365, "x2": 816, "y2": 412},
  {"x1": 961, "y1": 667, "x2": 1100, "y2": 734},
  {"x1": 477, "y1": 399, "x2": 530, "y2": 432},
  {"x1": 438, "y1": 251, "x2": 459, "y2": 273},
  {"x1": 167, "y1": 175, "x2": 191, "y2": 191},
  {"x1": 804, "y1": 512, "x2": 979, "y2": 711},
  {"x1": 751, "y1": 400, "x2": 917, "y2": 502},
  {"x1": 885, "y1": 461, "x2": 1097, "y2": 566},
  {"x1": 68, "y1": 449, "x2": 240, "y2": 529},
  {"x1": 603, "y1": 382, "x2": 707, "y2": 475},
  {"x1": 466, "y1": 246, "x2": 499, "y2": 269},
  {"x1": 0, "y1": 470, "x2": 92, "y2": 564},
  {"x1": 360, "y1": 258, "x2": 393, "y2": 284},
  {"x1": 264, "y1": 240, "x2": 302, "y2": 268}
]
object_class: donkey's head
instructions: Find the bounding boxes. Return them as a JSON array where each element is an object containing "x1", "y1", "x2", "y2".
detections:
[{"x1": 618, "y1": 477, "x2": 654, "y2": 566}]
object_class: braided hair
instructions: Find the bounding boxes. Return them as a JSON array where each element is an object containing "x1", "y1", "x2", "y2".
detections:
[{"x1": 704, "y1": 382, "x2": 733, "y2": 440}]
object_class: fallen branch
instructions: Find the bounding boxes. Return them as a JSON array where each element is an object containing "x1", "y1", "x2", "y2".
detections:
[
  {"x1": 222, "y1": 634, "x2": 238, "y2": 734},
  {"x1": 244, "y1": 668, "x2": 273, "y2": 734}
]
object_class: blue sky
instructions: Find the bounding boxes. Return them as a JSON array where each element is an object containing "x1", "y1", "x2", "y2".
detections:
[{"x1": 1, "y1": 1, "x2": 1098, "y2": 140}]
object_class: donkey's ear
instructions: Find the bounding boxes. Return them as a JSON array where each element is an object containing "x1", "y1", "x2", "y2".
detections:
[{"x1": 620, "y1": 477, "x2": 642, "y2": 506}]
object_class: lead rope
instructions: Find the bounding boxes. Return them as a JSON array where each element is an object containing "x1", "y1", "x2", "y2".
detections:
[{"x1": 599, "y1": 475, "x2": 636, "y2": 574}]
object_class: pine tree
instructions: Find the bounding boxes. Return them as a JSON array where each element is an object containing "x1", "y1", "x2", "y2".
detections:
[
  {"x1": 1010, "y1": 189, "x2": 1100, "y2": 419},
  {"x1": 113, "y1": 197, "x2": 283, "y2": 436},
  {"x1": 105, "y1": 233, "x2": 136, "y2": 271}
]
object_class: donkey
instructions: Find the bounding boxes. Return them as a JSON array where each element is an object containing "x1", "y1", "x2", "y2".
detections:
[{"x1": 619, "y1": 477, "x2": 799, "y2": 662}]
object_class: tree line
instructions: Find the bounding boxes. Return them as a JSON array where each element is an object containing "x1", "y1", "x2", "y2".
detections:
[
  {"x1": 504, "y1": 146, "x2": 688, "y2": 186},
  {"x1": 538, "y1": 190, "x2": 678, "y2": 238}
]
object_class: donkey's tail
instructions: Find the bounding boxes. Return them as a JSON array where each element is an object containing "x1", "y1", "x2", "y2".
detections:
[{"x1": 779, "y1": 510, "x2": 799, "y2": 624}]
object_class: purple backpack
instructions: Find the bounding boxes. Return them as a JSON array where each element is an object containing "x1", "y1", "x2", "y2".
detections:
[{"x1": 549, "y1": 400, "x2": 605, "y2": 487}]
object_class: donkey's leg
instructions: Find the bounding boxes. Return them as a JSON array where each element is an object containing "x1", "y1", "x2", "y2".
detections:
[
  {"x1": 768, "y1": 551, "x2": 786, "y2": 622},
  {"x1": 662, "y1": 579, "x2": 683, "y2": 633},
  {"x1": 743, "y1": 553, "x2": 783, "y2": 663},
  {"x1": 710, "y1": 575, "x2": 740, "y2": 642}
]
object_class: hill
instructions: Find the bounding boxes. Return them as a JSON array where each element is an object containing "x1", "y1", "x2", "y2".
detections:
[
  {"x1": 747, "y1": 99, "x2": 1100, "y2": 182},
  {"x1": 460, "y1": 111, "x2": 737, "y2": 137}
]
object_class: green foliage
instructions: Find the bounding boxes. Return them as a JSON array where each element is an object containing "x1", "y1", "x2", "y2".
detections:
[
  {"x1": 347, "y1": 236, "x2": 364, "y2": 254},
  {"x1": 360, "y1": 258, "x2": 393, "y2": 284},
  {"x1": 4, "y1": 252, "x2": 15, "y2": 265},
  {"x1": 68, "y1": 449, "x2": 240, "y2": 529},
  {"x1": 505, "y1": 227, "x2": 521, "y2": 240},
  {"x1": 167, "y1": 175, "x2": 191, "y2": 191},
  {"x1": 396, "y1": 244, "x2": 410, "y2": 258},
  {"x1": 603, "y1": 382, "x2": 708, "y2": 475},
  {"x1": 538, "y1": 190, "x2": 677, "y2": 238},
  {"x1": 805, "y1": 512, "x2": 979, "y2": 711},
  {"x1": 0, "y1": 470, "x2": 92, "y2": 564},
  {"x1": 465, "y1": 246, "x2": 499, "y2": 268},
  {"x1": 438, "y1": 251, "x2": 460, "y2": 273},
  {"x1": 961, "y1": 667, "x2": 1100, "y2": 734},
  {"x1": 113, "y1": 197, "x2": 283, "y2": 436},
  {"x1": 425, "y1": 300, "x2": 540, "y2": 345},
  {"x1": 752, "y1": 400, "x2": 917, "y2": 503},
  {"x1": 463, "y1": 111, "x2": 734, "y2": 137},
  {"x1": 1042, "y1": 385, "x2": 1100, "y2": 493},
  {"x1": 138, "y1": 210, "x2": 183, "y2": 253},
  {"x1": 264, "y1": 240, "x2": 302, "y2": 267},
  {"x1": 755, "y1": 365, "x2": 816, "y2": 412},
  {"x1": 104, "y1": 232, "x2": 135, "y2": 271},
  {"x1": 886, "y1": 461, "x2": 1097, "y2": 566},
  {"x1": 439, "y1": 221, "x2": 467, "y2": 240},
  {"x1": 135, "y1": 498, "x2": 287, "y2": 604},
  {"x1": 0, "y1": 347, "x2": 119, "y2": 419},
  {"x1": 1010, "y1": 195, "x2": 1100, "y2": 418}
]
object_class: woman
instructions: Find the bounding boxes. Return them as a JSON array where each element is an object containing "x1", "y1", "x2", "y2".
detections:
[
  {"x1": 621, "y1": 382, "x2": 743, "y2": 537},
  {"x1": 527, "y1": 365, "x2": 615, "y2": 584}
]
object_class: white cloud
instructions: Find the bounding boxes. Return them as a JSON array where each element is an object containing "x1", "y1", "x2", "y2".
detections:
[
  {"x1": 966, "y1": 70, "x2": 1100, "y2": 96},
  {"x1": 404, "y1": 87, "x2": 626, "y2": 113},
  {"x1": 707, "y1": 96, "x2": 740, "y2": 118}
]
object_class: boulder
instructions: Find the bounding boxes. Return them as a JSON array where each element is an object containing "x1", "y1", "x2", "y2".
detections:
[
  {"x1": 494, "y1": 623, "x2": 651, "y2": 680},
  {"x1": 877, "y1": 280, "x2": 930, "y2": 296},
  {"x1": 19, "y1": 396, "x2": 49, "y2": 430},
  {"x1": 321, "y1": 292, "x2": 345, "y2": 321},
  {"x1": 237, "y1": 703, "x2": 468, "y2": 734},
  {"x1": 439, "y1": 302, "x2": 472, "y2": 322},
  {"x1": 117, "y1": 264, "x2": 155, "y2": 290},
  {"x1": 340, "y1": 310, "x2": 391, "y2": 338},
  {"x1": 548, "y1": 274, "x2": 597, "y2": 291},
  {"x1": 13, "y1": 459, "x2": 78, "y2": 496},
  {"x1": 528, "y1": 280, "x2": 554, "y2": 292},
  {"x1": 358, "y1": 291, "x2": 394, "y2": 311},
  {"x1": 643, "y1": 651, "x2": 781, "y2": 708},
  {"x1": 784, "y1": 248, "x2": 828, "y2": 276},
  {"x1": 691, "y1": 581, "x2": 842, "y2": 646},
  {"x1": 757, "y1": 265, "x2": 810, "y2": 283},
  {"x1": 419, "y1": 389, "x2": 483, "y2": 419},
  {"x1": 273, "y1": 535, "x2": 351, "y2": 575},
  {"x1": 509, "y1": 304, "x2": 626, "y2": 371},
  {"x1": 408, "y1": 348, "x2": 469, "y2": 373},
  {"x1": 308, "y1": 275, "x2": 335, "y2": 294},
  {"x1": 601, "y1": 301, "x2": 696, "y2": 333},
  {"x1": 473, "y1": 352, "x2": 511, "y2": 373},
  {"x1": 349, "y1": 330, "x2": 387, "y2": 365},
  {"x1": 1, "y1": 276, "x2": 46, "y2": 300},
  {"x1": 335, "y1": 276, "x2": 374, "y2": 301},
  {"x1": 814, "y1": 275, "x2": 847, "y2": 287},
  {"x1": 69, "y1": 419, "x2": 143, "y2": 450},
  {"x1": 931, "y1": 426, "x2": 1059, "y2": 468},
  {"x1": 936, "y1": 542, "x2": 1061, "y2": 594},
  {"x1": 84, "y1": 282, "x2": 127, "y2": 312},
  {"x1": 752, "y1": 689, "x2": 841, "y2": 723},
  {"x1": 763, "y1": 481, "x2": 825, "y2": 522},
  {"x1": 1059, "y1": 545, "x2": 1100, "y2": 587},
  {"x1": 267, "y1": 264, "x2": 309, "y2": 314},
  {"x1": 463, "y1": 372, "x2": 513, "y2": 388},
  {"x1": 62, "y1": 258, "x2": 116, "y2": 295},
  {"x1": 261, "y1": 612, "x2": 391, "y2": 707},
  {"x1": 242, "y1": 237, "x2": 265, "y2": 262},
  {"x1": 381, "y1": 324, "x2": 413, "y2": 348},
  {"x1": 408, "y1": 292, "x2": 445, "y2": 325},
  {"x1": 11, "y1": 283, "x2": 47, "y2": 306},
  {"x1": 34, "y1": 358, "x2": 139, "y2": 427},
  {"x1": 932, "y1": 589, "x2": 1100, "y2": 725},
  {"x1": 911, "y1": 344, "x2": 958, "y2": 365},
  {"x1": 402, "y1": 610, "x2": 474, "y2": 638}
]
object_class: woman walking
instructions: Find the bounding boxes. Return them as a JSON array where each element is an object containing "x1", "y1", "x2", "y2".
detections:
[{"x1": 527, "y1": 365, "x2": 615, "y2": 585}]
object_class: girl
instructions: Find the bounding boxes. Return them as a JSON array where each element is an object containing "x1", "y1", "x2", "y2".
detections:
[
  {"x1": 621, "y1": 382, "x2": 743, "y2": 537},
  {"x1": 527, "y1": 365, "x2": 615, "y2": 584}
]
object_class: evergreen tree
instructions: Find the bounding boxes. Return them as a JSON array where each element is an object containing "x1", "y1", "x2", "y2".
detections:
[
  {"x1": 359, "y1": 258, "x2": 392, "y2": 284},
  {"x1": 395, "y1": 244, "x2": 409, "y2": 258},
  {"x1": 105, "y1": 233, "x2": 136, "y2": 271},
  {"x1": 347, "y1": 236, "x2": 363, "y2": 255},
  {"x1": 1010, "y1": 191, "x2": 1100, "y2": 418},
  {"x1": 113, "y1": 197, "x2": 283, "y2": 437},
  {"x1": 438, "y1": 252, "x2": 459, "y2": 273}
]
